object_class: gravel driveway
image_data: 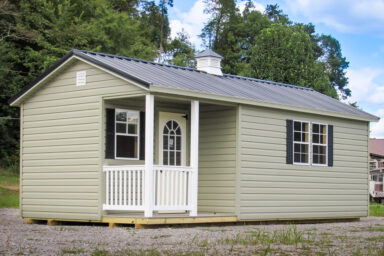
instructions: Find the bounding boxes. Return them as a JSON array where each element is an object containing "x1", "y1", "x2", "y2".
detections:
[{"x1": 1, "y1": 208, "x2": 384, "y2": 255}]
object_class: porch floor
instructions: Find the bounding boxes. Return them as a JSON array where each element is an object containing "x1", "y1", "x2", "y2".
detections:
[{"x1": 102, "y1": 212, "x2": 238, "y2": 227}]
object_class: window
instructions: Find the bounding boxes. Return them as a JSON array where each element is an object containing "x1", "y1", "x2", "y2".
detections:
[
  {"x1": 115, "y1": 109, "x2": 139, "y2": 159},
  {"x1": 163, "y1": 120, "x2": 182, "y2": 166},
  {"x1": 312, "y1": 123, "x2": 327, "y2": 165},
  {"x1": 293, "y1": 121, "x2": 310, "y2": 164}
]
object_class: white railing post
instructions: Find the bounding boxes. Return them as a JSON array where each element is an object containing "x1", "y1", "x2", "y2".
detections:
[
  {"x1": 190, "y1": 100, "x2": 199, "y2": 216},
  {"x1": 144, "y1": 94, "x2": 155, "y2": 217}
]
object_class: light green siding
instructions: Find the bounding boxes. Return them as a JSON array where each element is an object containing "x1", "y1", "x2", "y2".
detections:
[
  {"x1": 21, "y1": 60, "x2": 145, "y2": 220},
  {"x1": 198, "y1": 106, "x2": 237, "y2": 214},
  {"x1": 238, "y1": 105, "x2": 369, "y2": 220}
]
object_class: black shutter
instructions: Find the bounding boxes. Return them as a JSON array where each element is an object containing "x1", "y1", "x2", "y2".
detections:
[
  {"x1": 139, "y1": 111, "x2": 145, "y2": 160},
  {"x1": 328, "y1": 125, "x2": 333, "y2": 166},
  {"x1": 286, "y1": 119, "x2": 293, "y2": 164},
  {"x1": 105, "y1": 108, "x2": 115, "y2": 159}
]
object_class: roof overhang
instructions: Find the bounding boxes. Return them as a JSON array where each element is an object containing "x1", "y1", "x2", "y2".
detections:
[
  {"x1": 9, "y1": 50, "x2": 151, "y2": 106},
  {"x1": 150, "y1": 85, "x2": 380, "y2": 122}
]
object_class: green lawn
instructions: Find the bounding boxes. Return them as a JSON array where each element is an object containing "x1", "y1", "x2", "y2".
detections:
[
  {"x1": 0, "y1": 168, "x2": 19, "y2": 208},
  {"x1": 370, "y1": 202, "x2": 384, "y2": 217},
  {"x1": 0, "y1": 186, "x2": 19, "y2": 208},
  {"x1": 0, "y1": 168, "x2": 19, "y2": 186}
]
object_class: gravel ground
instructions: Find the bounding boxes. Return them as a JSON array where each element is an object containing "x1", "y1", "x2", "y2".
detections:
[{"x1": 1, "y1": 208, "x2": 384, "y2": 256}]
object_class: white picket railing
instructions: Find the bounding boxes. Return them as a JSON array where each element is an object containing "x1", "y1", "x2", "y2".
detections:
[
  {"x1": 103, "y1": 165, "x2": 194, "y2": 212},
  {"x1": 103, "y1": 165, "x2": 145, "y2": 211},
  {"x1": 153, "y1": 165, "x2": 193, "y2": 211}
]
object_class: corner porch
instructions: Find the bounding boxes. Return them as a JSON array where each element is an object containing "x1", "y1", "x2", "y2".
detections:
[{"x1": 102, "y1": 94, "x2": 237, "y2": 219}]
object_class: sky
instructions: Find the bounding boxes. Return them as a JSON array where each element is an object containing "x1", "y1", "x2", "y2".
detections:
[{"x1": 167, "y1": 0, "x2": 384, "y2": 138}]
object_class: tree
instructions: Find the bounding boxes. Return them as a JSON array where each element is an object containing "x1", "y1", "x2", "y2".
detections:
[
  {"x1": 249, "y1": 24, "x2": 336, "y2": 98},
  {"x1": 165, "y1": 31, "x2": 195, "y2": 67}
]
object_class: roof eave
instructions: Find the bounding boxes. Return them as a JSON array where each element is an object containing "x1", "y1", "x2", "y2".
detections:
[
  {"x1": 150, "y1": 84, "x2": 379, "y2": 122},
  {"x1": 9, "y1": 50, "x2": 151, "y2": 106}
]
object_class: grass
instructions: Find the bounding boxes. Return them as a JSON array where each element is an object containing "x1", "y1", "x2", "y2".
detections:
[
  {"x1": 0, "y1": 168, "x2": 19, "y2": 208},
  {"x1": 221, "y1": 226, "x2": 315, "y2": 246},
  {"x1": 0, "y1": 186, "x2": 19, "y2": 208},
  {"x1": 370, "y1": 202, "x2": 384, "y2": 217},
  {"x1": 0, "y1": 168, "x2": 19, "y2": 187}
]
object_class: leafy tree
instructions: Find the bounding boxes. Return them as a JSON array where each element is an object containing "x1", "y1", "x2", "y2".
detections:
[
  {"x1": 0, "y1": 0, "x2": 195, "y2": 170},
  {"x1": 165, "y1": 31, "x2": 195, "y2": 67}
]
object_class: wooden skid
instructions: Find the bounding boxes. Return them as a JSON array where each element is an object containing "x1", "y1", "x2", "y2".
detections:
[{"x1": 24, "y1": 215, "x2": 361, "y2": 229}]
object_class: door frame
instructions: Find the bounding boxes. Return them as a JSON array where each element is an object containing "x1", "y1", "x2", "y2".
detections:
[{"x1": 158, "y1": 112, "x2": 187, "y2": 166}]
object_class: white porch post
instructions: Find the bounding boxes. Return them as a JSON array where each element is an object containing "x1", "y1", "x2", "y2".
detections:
[
  {"x1": 190, "y1": 100, "x2": 199, "y2": 216},
  {"x1": 144, "y1": 94, "x2": 154, "y2": 217}
]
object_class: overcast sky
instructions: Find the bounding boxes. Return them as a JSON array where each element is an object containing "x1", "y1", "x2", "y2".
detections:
[{"x1": 167, "y1": 0, "x2": 384, "y2": 138}]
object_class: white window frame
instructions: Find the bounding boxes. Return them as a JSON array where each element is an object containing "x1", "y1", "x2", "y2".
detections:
[
  {"x1": 311, "y1": 122, "x2": 328, "y2": 166},
  {"x1": 293, "y1": 120, "x2": 311, "y2": 165},
  {"x1": 114, "y1": 108, "x2": 140, "y2": 160}
]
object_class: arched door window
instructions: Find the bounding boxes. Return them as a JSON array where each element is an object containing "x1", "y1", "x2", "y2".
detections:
[{"x1": 163, "y1": 120, "x2": 182, "y2": 166}]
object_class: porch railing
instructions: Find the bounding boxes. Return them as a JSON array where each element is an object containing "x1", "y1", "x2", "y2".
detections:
[
  {"x1": 153, "y1": 166, "x2": 193, "y2": 211},
  {"x1": 103, "y1": 165, "x2": 145, "y2": 211},
  {"x1": 103, "y1": 165, "x2": 193, "y2": 212}
]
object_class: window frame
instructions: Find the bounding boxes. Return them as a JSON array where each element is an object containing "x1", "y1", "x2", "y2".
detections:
[
  {"x1": 114, "y1": 108, "x2": 140, "y2": 160},
  {"x1": 293, "y1": 120, "x2": 311, "y2": 165},
  {"x1": 311, "y1": 122, "x2": 328, "y2": 166}
]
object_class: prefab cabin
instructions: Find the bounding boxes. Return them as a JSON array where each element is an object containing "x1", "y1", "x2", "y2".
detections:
[{"x1": 9, "y1": 49, "x2": 379, "y2": 226}]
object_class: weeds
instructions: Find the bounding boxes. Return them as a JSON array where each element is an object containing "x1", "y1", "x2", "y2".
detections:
[{"x1": 221, "y1": 226, "x2": 314, "y2": 247}]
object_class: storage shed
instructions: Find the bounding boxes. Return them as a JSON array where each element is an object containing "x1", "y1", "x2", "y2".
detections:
[{"x1": 9, "y1": 49, "x2": 379, "y2": 227}]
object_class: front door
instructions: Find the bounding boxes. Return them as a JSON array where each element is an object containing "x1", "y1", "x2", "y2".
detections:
[{"x1": 158, "y1": 112, "x2": 187, "y2": 166}]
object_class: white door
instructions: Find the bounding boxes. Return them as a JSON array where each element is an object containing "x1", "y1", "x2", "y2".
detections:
[{"x1": 158, "y1": 112, "x2": 187, "y2": 166}]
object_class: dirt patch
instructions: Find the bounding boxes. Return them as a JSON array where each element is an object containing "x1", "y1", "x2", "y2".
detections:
[
  {"x1": 0, "y1": 208, "x2": 384, "y2": 255},
  {"x1": 0, "y1": 185, "x2": 19, "y2": 191}
]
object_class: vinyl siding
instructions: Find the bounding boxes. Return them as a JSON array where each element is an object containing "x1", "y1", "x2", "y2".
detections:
[
  {"x1": 238, "y1": 105, "x2": 369, "y2": 220},
  {"x1": 198, "y1": 106, "x2": 237, "y2": 214},
  {"x1": 21, "y1": 59, "x2": 145, "y2": 220}
]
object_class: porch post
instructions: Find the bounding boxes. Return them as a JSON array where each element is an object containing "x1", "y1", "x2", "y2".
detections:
[
  {"x1": 144, "y1": 94, "x2": 154, "y2": 217},
  {"x1": 190, "y1": 100, "x2": 199, "y2": 216}
]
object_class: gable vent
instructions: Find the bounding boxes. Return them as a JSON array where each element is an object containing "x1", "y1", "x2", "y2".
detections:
[{"x1": 76, "y1": 71, "x2": 87, "y2": 86}]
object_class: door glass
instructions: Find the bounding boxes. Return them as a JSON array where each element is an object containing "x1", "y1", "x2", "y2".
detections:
[{"x1": 163, "y1": 120, "x2": 182, "y2": 166}]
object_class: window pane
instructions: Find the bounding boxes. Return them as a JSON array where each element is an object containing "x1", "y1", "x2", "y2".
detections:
[
  {"x1": 163, "y1": 135, "x2": 168, "y2": 150},
  {"x1": 170, "y1": 151, "x2": 175, "y2": 166},
  {"x1": 319, "y1": 154, "x2": 326, "y2": 164},
  {"x1": 319, "y1": 146, "x2": 325, "y2": 155},
  {"x1": 127, "y1": 111, "x2": 138, "y2": 123},
  {"x1": 301, "y1": 144, "x2": 308, "y2": 153},
  {"x1": 313, "y1": 145, "x2": 319, "y2": 154},
  {"x1": 176, "y1": 136, "x2": 181, "y2": 150},
  {"x1": 175, "y1": 127, "x2": 181, "y2": 135},
  {"x1": 294, "y1": 153, "x2": 300, "y2": 163},
  {"x1": 302, "y1": 122, "x2": 308, "y2": 132},
  {"x1": 313, "y1": 154, "x2": 319, "y2": 164},
  {"x1": 128, "y1": 124, "x2": 137, "y2": 134},
  {"x1": 116, "y1": 123, "x2": 126, "y2": 133},
  {"x1": 313, "y1": 124, "x2": 319, "y2": 133},
  {"x1": 294, "y1": 132, "x2": 301, "y2": 142},
  {"x1": 169, "y1": 136, "x2": 175, "y2": 150},
  {"x1": 116, "y1": 111, "x2": 126, "y2": 122},
  {"x1": 163, "y1": 150, "x2": 168, "y2": 165},
  {"x1": 302, "y1": 153, "x2": 308, "y2": 163},
  {"x1": 321, "y1": 125, "x2": 327, "y2": 134},
  {"x1": 294, "y1": 122, "x2": 301, "y2": 131},
  {"x1": 176, "y1": 152, "x2": 181, "y2": 166},
  {"x1": 294, "y1": 143, "x2": 300, "y2": 153},
  {"x1": 163, "y1": 125, "x2": 169, "y2": 134},
  {"x1": 313, "y1": 134, "x2": 319, "y2": 144},
  {"x1": 116, "y1": 135, "x2": 138, "y2": 158}
]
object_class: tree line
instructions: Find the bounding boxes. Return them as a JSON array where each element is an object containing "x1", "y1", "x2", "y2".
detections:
[{"x1": 0, "y1": 0, "x2": 350, "y2": 171}]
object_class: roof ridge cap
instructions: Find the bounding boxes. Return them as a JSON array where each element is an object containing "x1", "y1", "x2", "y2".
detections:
[{"x1": 75, "y1": 49, "x2": 204, "y2": 73}]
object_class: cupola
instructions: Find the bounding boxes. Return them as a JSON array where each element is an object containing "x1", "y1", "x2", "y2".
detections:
[{"x1": 195, "y1": 49, "x2": 223, "y2": 76}]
